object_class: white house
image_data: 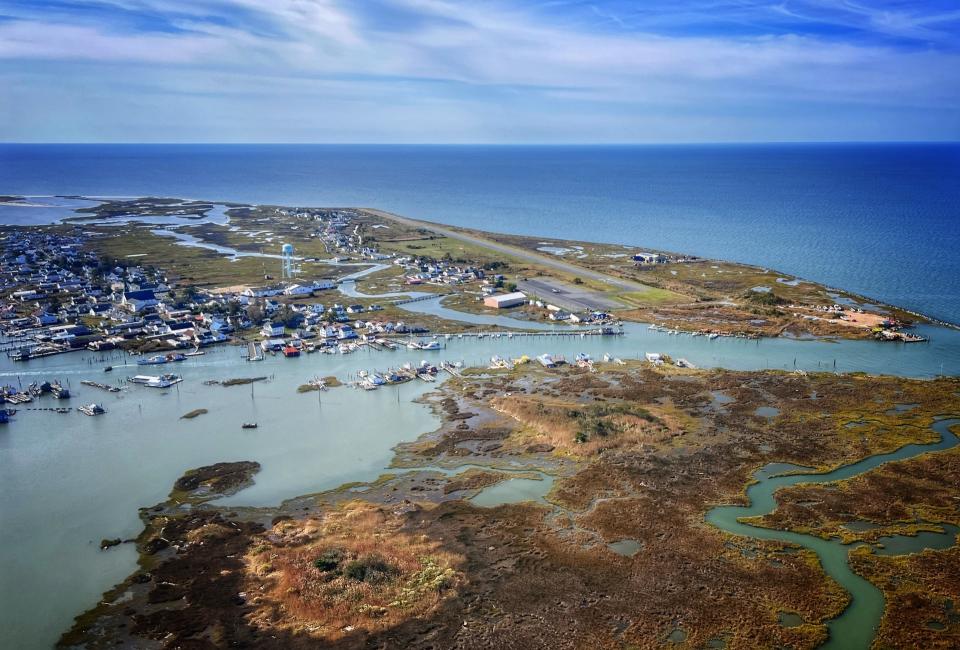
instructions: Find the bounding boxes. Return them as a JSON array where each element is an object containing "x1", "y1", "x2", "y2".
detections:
[
  {"x1": 261, "y1": 321, "x2": 284, "y2": 338},
  {"x1": 121, "y1": 290, "x2": 159, "y2": 313}
]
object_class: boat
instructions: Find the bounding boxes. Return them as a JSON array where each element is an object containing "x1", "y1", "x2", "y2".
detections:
[
  {"x1": 708, "y1": 333, "x2": 720, "y2": 340},
  {"x1": 103, "y1": 366, "x2": 113, "y2": 372},
  {"x1": 130, "y1": 374, "x2": 182, "y2": 388},
  {"x1": 51, "y1": 384, "x2": 71, "y2": 399},
  {"x1": 137, "y1": 354, "x2": 168, "y2": 366},
  {"x1": 78, "y1": 404, "x2": 106, "y2": 416},
  {"x1": 241, "y1": 422, "x2": 258, "y2": 429},
  {"x1": 184, "y1": 348, "x2": 205, "y2": 357},
  {"x1": 10, "y1": 349, "x2": 30, "y2": 362},
  {"x1": 283, "y1": 345, "x2": 301, "y2": 357},
  {"x1": 420, "y1": 340, "x2": 442, "y2": 351},
  {"x1": 536, "y1": 353, "x2": 556, "y2": 368}
]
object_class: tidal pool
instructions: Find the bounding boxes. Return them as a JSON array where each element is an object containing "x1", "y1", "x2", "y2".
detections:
[{"x1": 470, "y1": 473, "x2": 554, "y2": 507}]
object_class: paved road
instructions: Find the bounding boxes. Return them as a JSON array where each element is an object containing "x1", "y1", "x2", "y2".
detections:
[
  {"x1": 518, "y1": 278, "x2": 624, "y2": 312},
  {"x1": 362, "y1": 208, "x2": 653, "y2": 293}
]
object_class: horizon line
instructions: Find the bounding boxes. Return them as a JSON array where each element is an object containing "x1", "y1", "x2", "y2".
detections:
[{"x1": 2, "y1": 140, "x2": 958, "y2": 147}]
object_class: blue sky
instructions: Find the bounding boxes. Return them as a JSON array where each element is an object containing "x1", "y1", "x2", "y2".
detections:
[{"x1": 1, "y1": 0, "x2": 958, "y2": 142}]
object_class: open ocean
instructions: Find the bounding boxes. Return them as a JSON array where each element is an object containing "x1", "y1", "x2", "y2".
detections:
[{"x1": 1, "y1": 143, "x2": 958, "y2": 323}]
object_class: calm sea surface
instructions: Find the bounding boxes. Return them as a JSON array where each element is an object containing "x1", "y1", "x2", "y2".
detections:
[{"x1": 2, "y1": 143, "x2": 958, "y2": 322}]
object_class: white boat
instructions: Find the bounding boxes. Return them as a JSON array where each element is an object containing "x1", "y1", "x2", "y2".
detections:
[
  {"x1": 537, "y1": 353, "x2": 556, "y2": 368},
  {"x1": 131, "y1": 373, "x2": 183, "y2": 388},
  {"x1": 420, "y1": 340, "x2": 441, "y2": 351},
  {"x1": 79, "y1": 403, "x2": 105, "y2": 416},
  {"x1": 184, "y1": 348, "x2": 205, "y2": 357}
]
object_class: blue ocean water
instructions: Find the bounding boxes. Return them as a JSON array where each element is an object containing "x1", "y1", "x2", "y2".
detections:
[{"x1": 1, "y1": 143, "x2": 958, "y2": 323}]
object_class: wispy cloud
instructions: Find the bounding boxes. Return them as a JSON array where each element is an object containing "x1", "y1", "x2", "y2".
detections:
[{"x1": 0, "y1": 0, "x2": 957, "y2": 142}]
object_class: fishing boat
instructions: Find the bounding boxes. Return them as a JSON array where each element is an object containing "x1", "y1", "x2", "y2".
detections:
[
  {"x1": 241, "y1": 422, "x2": 258, "y2": 429},
  {"x1": 51, "y1": 383, "x2": 70, "y2": 399},
  {"x1": 10, "y1": 349, "x2": 31, "y2": 362},
  {"x1": 78, "y1": 403, "x2": 106, "y2": 416}
]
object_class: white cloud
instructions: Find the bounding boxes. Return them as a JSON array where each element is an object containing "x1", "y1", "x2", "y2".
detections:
[{"x1": 0, "y1": 0, "x2": 957, "y2": 141}]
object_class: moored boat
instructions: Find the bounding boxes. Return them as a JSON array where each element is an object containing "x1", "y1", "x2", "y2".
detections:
[{"x1": 78, "y1": 403, "x2": 106, "y2": 416}]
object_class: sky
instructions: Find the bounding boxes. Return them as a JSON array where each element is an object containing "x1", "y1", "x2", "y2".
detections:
[{"x1": 1, "y1": 0, "x2": 958, "y2": 143}]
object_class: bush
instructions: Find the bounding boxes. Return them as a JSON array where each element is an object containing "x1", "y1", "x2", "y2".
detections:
[
  {"x1": 744, "y1": 289, "x2": 785, "y2": 306},
  {"x1": 313, "y1": 547, "x2": 346, "y2": 572},
  {"x1": 344, "y1": 554, "x2": 398, "y2": 584}
]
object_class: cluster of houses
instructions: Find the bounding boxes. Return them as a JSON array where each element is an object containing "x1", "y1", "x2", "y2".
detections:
[
  {"x1": 0, "y1": 230, "x2": 240, "y2": 357},
  {"x1": 632, "y1": 251, "x2": 699, "y2": 265},
  {"x1": 395, "y1": 255, "x2": 487, "y2": 286},
  {"x1": 482, "y1": 290, "x2": 613, "y2": 324},
  {"x1": 0, "y1": 228, "x2": 445, "y2": 361}
]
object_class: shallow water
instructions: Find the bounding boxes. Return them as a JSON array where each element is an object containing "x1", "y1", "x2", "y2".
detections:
[
  {"x1": 873, "y1": 524, "x2": 960, "y2": 556},
  {"x1": 608, "y1": 539, "x2": 643, "y2": 557},
  {"x1": 706, "y1": 418, "x2": 960, "y2": 650},
  {"x1": 2, "y1": 302, "x2": 960, "y2": 646},
  {"x1": 470, "y1": 473, "x2": 554, "y2": 507}
]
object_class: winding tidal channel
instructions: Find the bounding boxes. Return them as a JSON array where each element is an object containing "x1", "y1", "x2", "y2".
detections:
[{"x1": 706, "y1": 417, "x2": 960, "y2": 649}]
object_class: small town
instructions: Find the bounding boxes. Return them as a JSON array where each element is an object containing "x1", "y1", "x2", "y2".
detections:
[{"x1": 0, "y1": 209, "x2": 625, "y2": 367}]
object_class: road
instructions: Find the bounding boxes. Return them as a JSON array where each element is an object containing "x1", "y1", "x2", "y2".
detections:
[{"x1": 361, "y1": 208, "x2": 653, "y2": 293}]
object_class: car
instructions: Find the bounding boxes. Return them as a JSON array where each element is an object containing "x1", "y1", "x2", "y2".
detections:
[{"x1": 551, "y1": 288, "x2": 560, "y2": 293}]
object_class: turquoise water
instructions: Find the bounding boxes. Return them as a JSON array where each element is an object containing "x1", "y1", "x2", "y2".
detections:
[
  {"x1": 1, "y1": 143, "x2": 958, "y2": 323},
  {"x1": 706, "y1": 418, "x2": 960, "y2": 650}
]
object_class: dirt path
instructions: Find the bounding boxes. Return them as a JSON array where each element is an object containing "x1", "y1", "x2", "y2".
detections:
[{"x1": 361, "y1": 208, "x2": 654, "y2": 293}]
